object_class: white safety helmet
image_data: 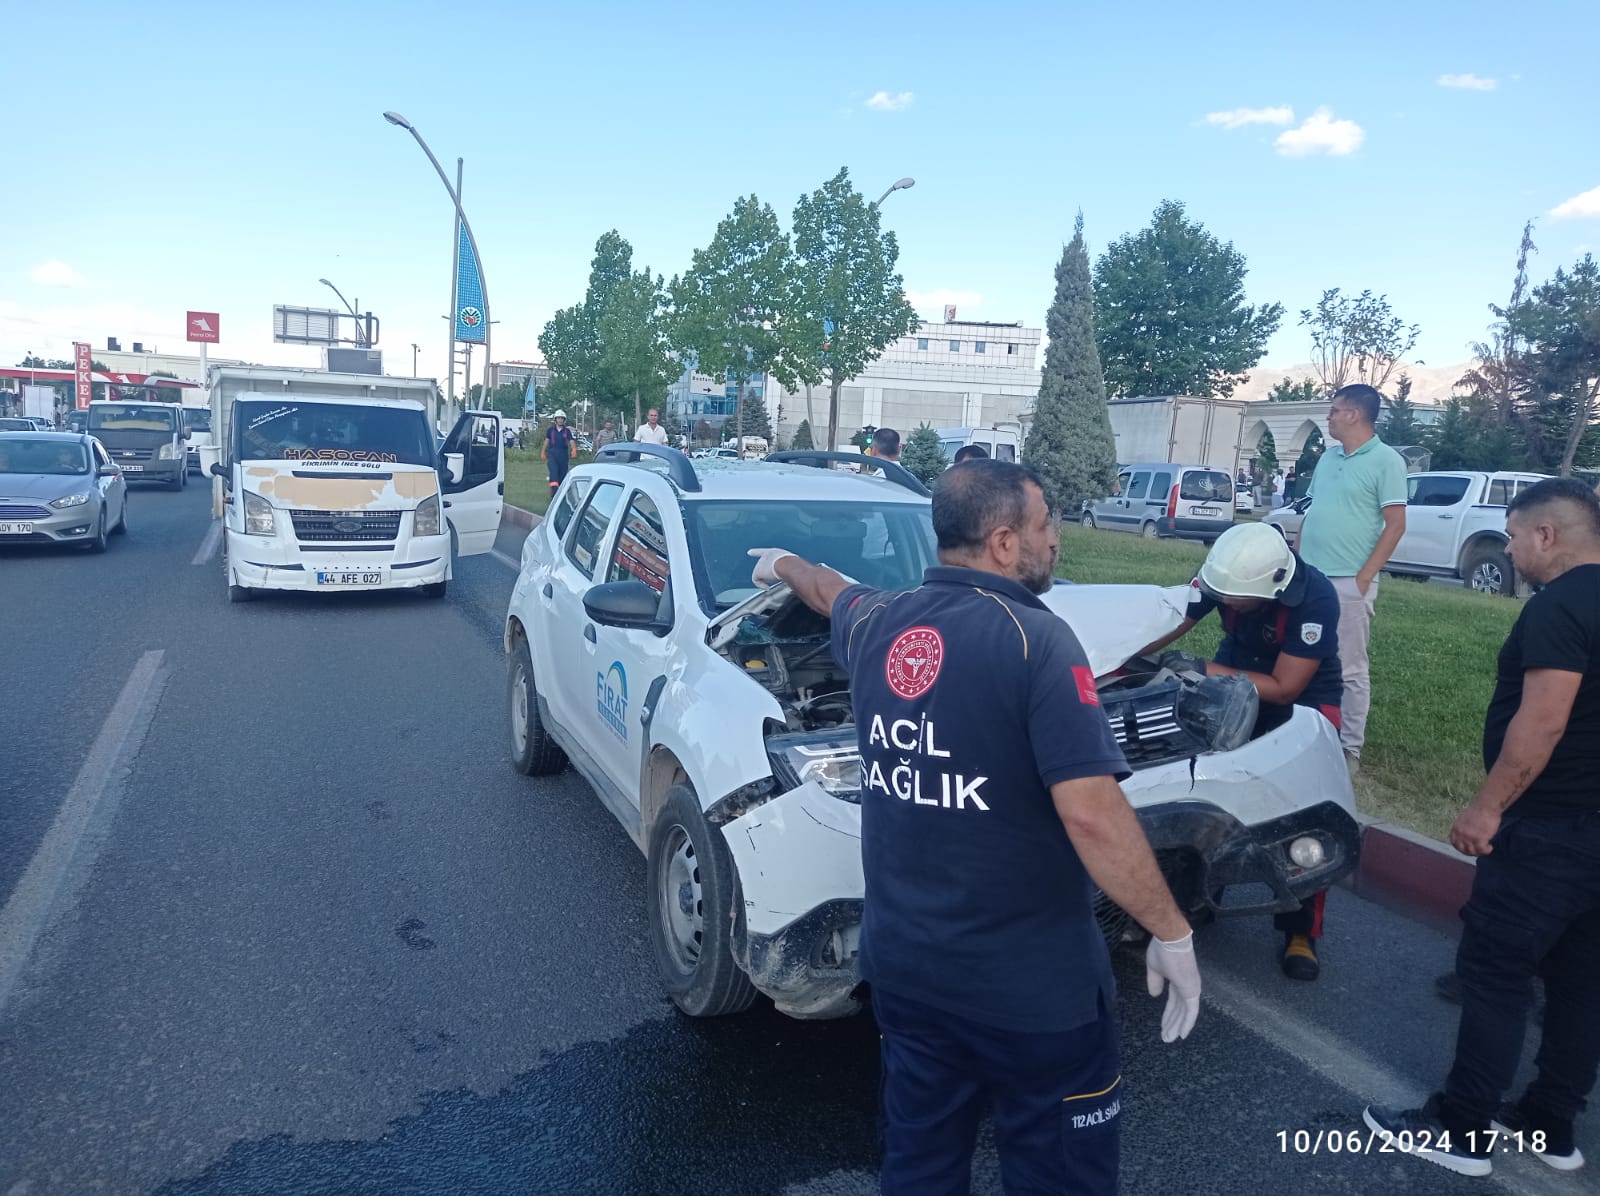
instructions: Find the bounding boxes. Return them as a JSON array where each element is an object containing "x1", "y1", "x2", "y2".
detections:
[
  {"x1": 1197, "y1": 522, "x2": 1296, "y2": 601},
  {"x1": 551, "y1": 410, "x2": 567, "y2": 420}
]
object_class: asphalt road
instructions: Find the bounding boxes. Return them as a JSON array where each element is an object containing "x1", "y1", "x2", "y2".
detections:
[{"x1": 0, "y1": 481, "x2": 1590, "y2": 1195}]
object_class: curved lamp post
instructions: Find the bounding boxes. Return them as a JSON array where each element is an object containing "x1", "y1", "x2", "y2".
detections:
[
  {"x1": 318, "y1": 278, "x2": 367, "y2": 346},
  {"x1": 873, "y1": 177, "x2": 916, "y2": 207},
  {"x1": 383, "y1": 111, "x2": 491, "y2": 409}
]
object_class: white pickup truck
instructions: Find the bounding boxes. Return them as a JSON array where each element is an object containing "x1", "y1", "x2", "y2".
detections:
[{"x1": 1267, "y1": 469, "x2": 1548, "y2": 595}]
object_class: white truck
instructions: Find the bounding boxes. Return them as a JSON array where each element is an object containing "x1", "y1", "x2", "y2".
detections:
[
  {"x1": 181, "y1": 396, "x2": 216, "y2": 476},
  {"x1": 1106, "y1": 396, "x2": 1247, "y2": 476},
  {"x1": 206, "y1": 365, "x2": 504, "y2": 603}
]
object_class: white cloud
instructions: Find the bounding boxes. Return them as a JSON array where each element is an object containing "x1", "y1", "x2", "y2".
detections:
[
  {"x1": 1204, "y1": 106, "x2": 1294, "y2": 129},
  {"x1": 30, "y1": 260, "x2": 85, "y2": 288},
  {"x1": 866, "y1": 90, "x2": 914, "y2": 112},
  {"x1": 1275, "y1": 108, "x2": 1365, "y2": 157},
  {"x1": 1551, "y1": 185, "x2": 1600, "y2": 220},
  {"x1": 906, "y1": 288, "x2": 982, "y2": 314},
  {"x1": 1438, "y1": 73, "x2": 1497, "y2": 91}
]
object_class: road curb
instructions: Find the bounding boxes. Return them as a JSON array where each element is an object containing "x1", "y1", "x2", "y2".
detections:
[
  {"x1": 502, "y1": 503, "x2": 542, "y2": 530},
  {"x1": 1344, "y1": 816, "x2": 1473, "y2": 936}
]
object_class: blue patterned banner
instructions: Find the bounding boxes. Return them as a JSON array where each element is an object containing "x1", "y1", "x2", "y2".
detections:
[{"x1": 454, "y1": 223, "x2": 487, "y2": 344}]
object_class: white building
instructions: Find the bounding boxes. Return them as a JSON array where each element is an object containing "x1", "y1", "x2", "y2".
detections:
[{"x1": 767, "y1": 318, "x2": 1043, "y2": 445}]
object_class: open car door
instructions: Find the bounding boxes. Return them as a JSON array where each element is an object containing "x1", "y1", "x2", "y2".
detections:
[{"x1": 439, "y1": 410, "x2": 504, "y2": 556}]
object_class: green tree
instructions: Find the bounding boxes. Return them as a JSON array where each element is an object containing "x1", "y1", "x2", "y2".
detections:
[
  {"x1": 736, "y1": 395, "x2": 774, "y2": 442},
  {"x1": 1025, "y1": 214, "x2": 1119, "y2": 512},
  {"x1": 598, "y1": 267, "x2": 676, "y2": 429},
  {"x1": 785, "y1": 168, "x2": 919, "y2": 448},
  {"x1": 537, "y1": 231, "x2": 638, "y2": 415},
  {"x1": 1093, "y1": 199, "x2": 1282, "y2": 398},
  {"x1": 900, "y1": 423, "x2": 947, "y2": 484},
  {"x1": 1295, "y1": 429, "x2": 1325, "y2": 482},
  {"x1": 1505, "y1": 254, "x2": 1600, "y2": 476},
  {"x1": 1379, "y1": 374, "x2": 1425, "y2": 445},
  {"x1": 1267, "y1": 376, "x2": 1321, "y2": 402},
  {"x1": 1299, "y1": 288, "x2": 1420, "y2": 395},
  {"x1": 792, "y1": 418, "x2": 814, "y2": 449},
  {"x1": 1256, "y1": 429, "x2": 1279, "y2": 490},
  {"x1": 670, "y1": 196, "x2": 789, "y2": 445}
]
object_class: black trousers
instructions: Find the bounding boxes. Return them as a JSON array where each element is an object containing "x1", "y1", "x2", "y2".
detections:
[
  {"x1": 1440, "y1": 810, "x2": 1600, "y2": 1130},
  {"x1": 873, "y1": 986, "x2": 1121, "y2": 1195}
]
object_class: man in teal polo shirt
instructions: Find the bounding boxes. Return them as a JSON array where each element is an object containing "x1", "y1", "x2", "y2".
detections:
[{"x1": 1296, "y1": 383, "x2": 1408, "y2": 763}]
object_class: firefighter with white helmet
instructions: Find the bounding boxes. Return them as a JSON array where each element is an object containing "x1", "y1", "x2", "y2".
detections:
[{"x1": 1138, "y1": 522, "x2": 1344, "y2": 981}]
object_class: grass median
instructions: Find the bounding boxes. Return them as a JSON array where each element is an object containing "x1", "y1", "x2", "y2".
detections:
[
  {"x1": 1056, "y1": 524, "x2": 1518, "y2": 843},
  {"x1": 505, "y1": 448, "x2": 607, "y2": 517}
]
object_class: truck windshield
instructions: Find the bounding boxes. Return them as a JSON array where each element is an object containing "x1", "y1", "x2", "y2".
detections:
[
  {"x1": 89, "y1": 405, "x2": 178, "y2": 432},
  {"x1": 234, "y1": 400, "x2": 435, "y2": 466},
  {"x1": 182, "y1": 408, "x2": 212, "y2": 433},
  {"x1": 686, "y1": 499, "x2": 938, "y2": 610}
]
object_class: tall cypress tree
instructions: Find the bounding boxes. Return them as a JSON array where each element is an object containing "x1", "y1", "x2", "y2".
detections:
[{"x1": 1024, "y1": 214, "x2": 1118, "y2": 513}]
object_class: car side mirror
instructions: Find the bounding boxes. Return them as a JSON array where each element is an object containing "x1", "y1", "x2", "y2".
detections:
[
  {"x1": 583, "y1": 580, "x2": 673, "y2": 636},
  {"x1": 96, "y1": 465, "x2": 118, "y2": 478},
  {"x1": 443, "y1": 452, "x2": 464, "y2": 484}
]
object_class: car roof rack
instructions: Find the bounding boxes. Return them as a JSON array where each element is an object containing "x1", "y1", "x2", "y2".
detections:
[
  {"x1": 764, "y1": 450, "x2": 931, "y2": 498},
  {"x1": 593, "y1": 442, "x2": 702, "y2": 493}
]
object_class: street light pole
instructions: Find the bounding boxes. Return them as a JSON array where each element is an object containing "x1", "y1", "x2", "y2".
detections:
[
  {"x1": 872, "y1": 177, "x2": 916, "y2": 208},
  {"x1": 411, "y1": 343, "x2": 420, "y2": 377},
  {"x1": 318, "y1": 278, "x2": 366, "y2": 346},
  {"x1": 383, "y1": 111, "x2": 493, "y2": 417}
]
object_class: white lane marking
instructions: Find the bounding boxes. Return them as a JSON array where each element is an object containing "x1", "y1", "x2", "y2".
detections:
[
  {"x1": 491, "y1": 548, "x2": 520, "y2": 572},
  {"x1": 191, "y1": 518, "x2": 222, "y2": 566},
  {"x1": 0, "y1": 650, "x2": 168, "y2": 1018},
  {"x1": 1204, "y1": 962, "x2": 1574, "y2": 1196}
]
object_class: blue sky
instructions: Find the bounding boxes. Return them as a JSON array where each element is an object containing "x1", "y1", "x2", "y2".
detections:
[{"x1": 3, "y1": 0, "x2": 1596, "y2": 383}]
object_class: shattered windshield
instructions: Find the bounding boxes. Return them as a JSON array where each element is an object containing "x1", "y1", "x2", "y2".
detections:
[
  {"x1": 685, "y1": 499, "x2": 937, "y2": 611},
  {"x1": 234, "y1": 400, "x2": 436, "y2": 466}
]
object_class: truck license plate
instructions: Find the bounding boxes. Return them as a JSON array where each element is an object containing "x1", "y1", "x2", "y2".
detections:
[
  {"x1": 121, "y1": 464, "x2": 144, "y2": 472},
  {"x1": 316, "y1": 571, "x2": 384, "y2": 586},
  {"x1": 0, "y1": 521, "x2": 34, "y2": 535}
]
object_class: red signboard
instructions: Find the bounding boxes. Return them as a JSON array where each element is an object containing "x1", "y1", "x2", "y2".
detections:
[
  {"x1": 186, "y1": 311, "x2": 220, "y2": 343},
  {"x1": 74, "y1": 342, "x2": 93, "y2": 411}
]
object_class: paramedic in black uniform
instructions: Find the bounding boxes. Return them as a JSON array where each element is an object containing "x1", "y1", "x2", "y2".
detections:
[{"x1": 748, "y1": 460, "x2": 1202, "y2": 1196}]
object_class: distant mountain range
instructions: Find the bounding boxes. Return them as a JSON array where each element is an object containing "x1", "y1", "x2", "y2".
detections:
[{"x1": 1234, "y1": 361, "x2": 1472, "y2": 406}]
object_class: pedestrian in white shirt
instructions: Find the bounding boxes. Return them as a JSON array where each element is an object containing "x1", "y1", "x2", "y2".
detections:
[{"x1": 636, "y1": 409, "x2": 670, "y2": 446}]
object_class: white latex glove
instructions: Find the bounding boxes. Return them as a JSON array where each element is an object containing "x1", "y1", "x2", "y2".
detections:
[
  {"x1": 1145, "y1": 931, "x2": 1201, "y2": 1043},
  {"x1": 748, "y1": 547, "x2": 797, "y2": 589}
]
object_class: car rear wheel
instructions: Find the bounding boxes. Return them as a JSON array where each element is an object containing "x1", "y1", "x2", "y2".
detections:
[
  {"x1": 1467, "y1": 546, "x2": 1515, "y2": 597},
  {"x1": 1080, "y1": 511, "x2": 1096, "y2": 529},
  {"x1": 1141, "y1": 521, "x2": 1159, "y2": 540},
  {"x1": 509, "y1": 637, "x2": 566, "y2": 775},
  {"x1": 647, "y1": 784, "x2": 758, "y2": 1017}
]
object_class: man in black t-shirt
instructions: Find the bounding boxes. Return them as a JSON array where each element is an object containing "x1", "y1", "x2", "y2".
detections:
[
  {"x1": 748, "y1": 461, "x2": 1202, "y2": 1195},
  {"x1": 1365, "y1": 478, "x2": 1600, "y2": 1177},
  {"x1": 1138, "y1": 522, "x2": 1343, "y2": 982}
]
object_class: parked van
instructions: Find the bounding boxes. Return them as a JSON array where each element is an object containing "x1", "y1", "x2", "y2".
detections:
[
  {"x1": 1081, "y1": 462, "x2": 1235, "y2": 541},
  {"x1": 937, "y1": 424, "x2": 1022, "y2": 464}
]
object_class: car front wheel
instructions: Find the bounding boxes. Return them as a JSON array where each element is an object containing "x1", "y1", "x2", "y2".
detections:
[
  {"x1": 509, "y1": 638, "x2": 566, "y2": 775},
  {"x1": 647, "y1": 784, "x2": 758, "y2": 1017}
]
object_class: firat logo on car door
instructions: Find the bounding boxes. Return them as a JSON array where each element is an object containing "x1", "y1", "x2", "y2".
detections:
[{"x1": 597, "y1": 661, "x2": 628, "y2": 741}]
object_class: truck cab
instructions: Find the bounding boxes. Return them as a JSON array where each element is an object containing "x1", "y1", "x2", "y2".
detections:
[
  {"x1": 1386, "y1": 470, "x2": 1548, "y2": 595},
  {"x1": 211, "y1": 374, "x2": 503, "y2": 603},
  {"x1": 87, "y1": 401, "x2": 188, "y2": 490},
  {"x1": 937, "y1": 424, "x2": 1021, "y2": 463}
]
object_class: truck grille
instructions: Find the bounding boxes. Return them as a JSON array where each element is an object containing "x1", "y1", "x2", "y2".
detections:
[
  {"x1": 112, "y1": 448, "x2": 156, "y2": 462},
  {"x1": 290, "y1": 509, "x2": 402, "y2": 543},
  {"x1": 0, "y1": 503, "x2": 51, "y2": 519}
]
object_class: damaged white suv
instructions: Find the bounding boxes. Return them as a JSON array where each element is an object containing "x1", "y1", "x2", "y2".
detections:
[{"x1": 503, "y1": 446, "x2": 1361, "y2": 1020}]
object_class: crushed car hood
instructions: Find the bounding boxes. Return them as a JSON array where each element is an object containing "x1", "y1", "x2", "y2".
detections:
[{"x1": 709, "y1": 579, "x2": 1193, "y2": 676}]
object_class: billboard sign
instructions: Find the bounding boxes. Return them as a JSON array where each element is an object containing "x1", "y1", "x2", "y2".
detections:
[
  {"x1": 74, "y1": 342, "x2": 93, "y2": 411},
  {"x1": 454, "y1": 224, "x2": 487, "y2": 344},
  {"x1": 187, "y1": 311, "x2": 220, "y2": 343}
]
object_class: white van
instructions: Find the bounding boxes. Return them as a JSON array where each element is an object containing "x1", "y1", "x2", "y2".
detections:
[
  {"x1": 937, "y1": 425, "x2": 1022, "y2": 464},
  {"x1": 1082, "y1": 462, "x2": 1236, "y2": 541}
]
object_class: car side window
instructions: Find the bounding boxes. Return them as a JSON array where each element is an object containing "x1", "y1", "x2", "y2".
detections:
[
  {"x1": 93, "y1": 442, "x2": 111, "y2": 469},
  {"x1": 1487, "y1": 479, "x2": 1509, "y2": 506},
  {"x1": 1408, "y1": 476, "x2": 1471, "y2": 507},
  {"x1": 607, "y1": 492, "x2": 671, "y2": 595},
  {"x1": 566, "y1": 481, "x2": 624, "y2": 581},
  {"x1": 1112, "y1": 471, "x2": 1131, "y2": 497},
  {"x1": 550, "y1": 476, "x2": 593, "y2": 541},
  {"x1": 1126, "y1": 472, "x2": 1151, "y2": 501},
  {"x1": 1151, "y1": 471, "x2": 1172, "y2": 499}
]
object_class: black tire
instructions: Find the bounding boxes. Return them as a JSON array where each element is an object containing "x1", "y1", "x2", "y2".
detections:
[
  {"x1": 1080, "y1": 511, "x2": 1096, "y2": 529},
  {"x1": 168, "y1": 469, "x2": 183, "y2": 492},
  {"x1": 227, "y1": 575, "x2": 256, "y2": 603},
  {"x1": 421, "y1": 579, "x2": 448, "y2": 599},
  {"x1": 1465, "y1": 546, "x2": 1515, "y2": 597},
  {"x1": 508, "y1": 637, "x2": 566, "y2": 775},
  {"x1": 113, "y1": 496, "x2": 128, "y2": 535},
  {"x1": 1141, "y1": 521, "x2": 1159, "y2": 540},
  {"x1": 84, "y1": 509, "x2": 108, "y2": 553},
  {"x1": 646, "y1": 784, "x2": 758, "y2": 1017}
]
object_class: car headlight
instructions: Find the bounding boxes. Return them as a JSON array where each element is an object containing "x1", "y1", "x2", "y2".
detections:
[
  {"x1": 243, "y1": 490, "x2": 276, "y2": 536},
  {"x1": 157, "y1": 443, "x2": 177, "y2": 460},
  {"x1": 50, "y1": 493, "x2": 91, "y2": 508},
  {"x1": 768, "y1": 729, "x2": 861, "y2": 803},
  {"x1": 414, "y1": 494, "x2": 441, "y2": 537}
]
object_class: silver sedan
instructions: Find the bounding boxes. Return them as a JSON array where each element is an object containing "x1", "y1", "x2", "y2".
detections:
[{"x1": 0, "y1": 432, "x2": 129, "y2": 552}]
